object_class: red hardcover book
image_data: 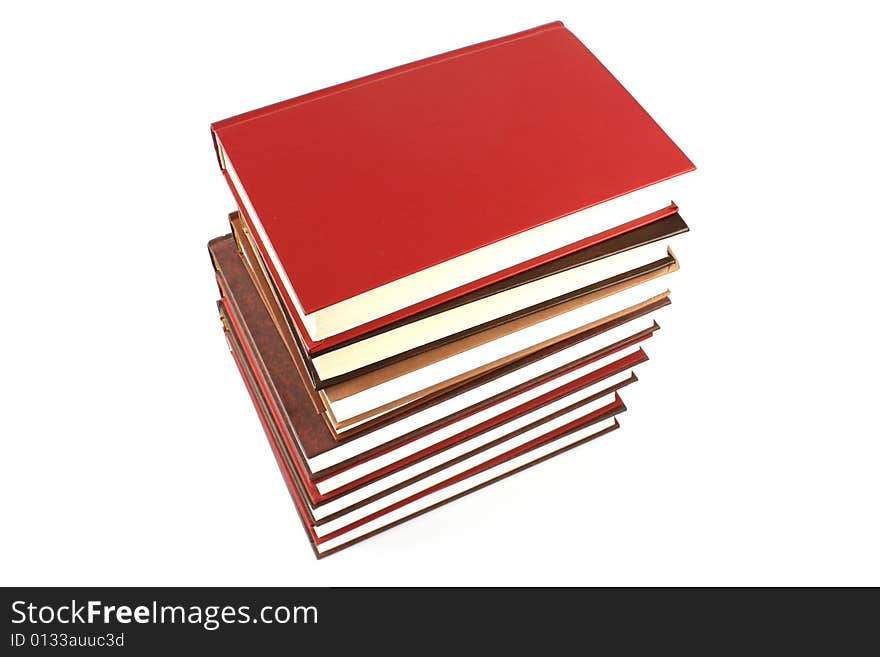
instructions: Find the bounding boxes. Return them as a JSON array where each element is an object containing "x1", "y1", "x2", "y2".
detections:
[
  {"x1": 212, "y1": 21, "x2": 694, "y2": 352},
  {"x1": 210, "y1": 233, "x2": 661, "y2": 491},
  {"x1": 223, "y1": 305, "x2": 624, "y2": 558}
]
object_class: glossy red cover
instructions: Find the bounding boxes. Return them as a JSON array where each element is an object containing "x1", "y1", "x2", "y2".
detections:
[{"x1": 212, "y1": 21, "x2": 693, "y2": 350}]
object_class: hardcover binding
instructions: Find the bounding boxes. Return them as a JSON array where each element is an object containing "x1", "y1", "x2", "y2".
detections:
[
  {"x1": 211, "y1": 231, "x2": 661, "y2": 471},
  {"x1": 224, "y1": 297, "x2": 628, "y2": 523},
  {"x1": 210, "y1": 234, "x2": 662, "y2": 507},
  {"x1": 212, "y1": 20, "x2": 694, "y2": 351},
  {"x1": 223, "y1": 304, "x2": 624, "y2": 558},
  {"x1": 229, "y1": 209, "x2": 687, "y2": 388}
]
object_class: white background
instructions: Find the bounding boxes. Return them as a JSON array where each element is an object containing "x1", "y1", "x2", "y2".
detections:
[{"x1": 1, "y1": 1, "x2": 878, "y2": 586}]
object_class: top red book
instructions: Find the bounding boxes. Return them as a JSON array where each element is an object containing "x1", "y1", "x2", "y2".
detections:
[{"x1": 212, "y1": 21, "x2": 694, "y2": 351}]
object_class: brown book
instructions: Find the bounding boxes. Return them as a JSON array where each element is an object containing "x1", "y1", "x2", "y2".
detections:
[
  {"x1": 320, "y1": 279, "x2": 673, "y2": 428},
  {"x1": 210, "y1": 235, "x2": 662, "y2": 487},
  {"x1": 230, "y1": 211, "x2": 676, "y2": 428}
]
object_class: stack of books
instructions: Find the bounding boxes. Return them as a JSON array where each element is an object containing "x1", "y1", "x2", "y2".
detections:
[{"x1": 207, "y1": 21, "x2": 694, "y2": 557}]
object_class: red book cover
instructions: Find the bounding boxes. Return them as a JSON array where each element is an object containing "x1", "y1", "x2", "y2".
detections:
[{"x1": 212, "y1": 21, "x2": 694, "y2": 351}]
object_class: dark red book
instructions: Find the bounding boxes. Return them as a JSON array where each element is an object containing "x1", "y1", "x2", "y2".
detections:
[
  {"x1": 211, "y1": 21, "x2": 694, "y2": 352},
  {"x1": 209, "y1": 234, "x2": 661, "y2": 493},
  {"x1": 210, "y1": 234, "x2": 665, "y2": 537},
  {"x1": 222, "y1": 299, "x2": 625, "y2": 558}
]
